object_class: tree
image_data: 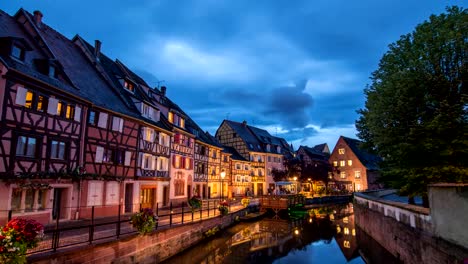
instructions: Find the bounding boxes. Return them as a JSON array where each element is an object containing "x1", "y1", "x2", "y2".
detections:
[
  {"x1": 300, "y1": 160, "x2": 335, "y2": 189},
  {"x1": 271, "y1": 158, "x2": 301, "y2": 182},
  {"x1": 356, "y1": 6, "x2": 468, "y2": 207}
]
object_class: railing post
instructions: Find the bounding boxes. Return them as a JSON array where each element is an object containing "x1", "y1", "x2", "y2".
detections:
[
  {"x1": 7, "y1": 210, "x2": 12, "y2": 222},
  {"x1": 53, "y1": 205, "x2": 61, "y2": 251},
  {"x1": 207, "y1": 201, "x2": 210, "y2": 217},
  {"x1": 89, "y1": 206, "x2": 95, "y2": 244},
  {"x1": 117, "y1": 204, "x2": 121, "y2": 239},
  {"x1": 156, "y1": 202, "x2": 159, "y2": 216},
  {"x1": 169, "y1": 202, "x2": 173, "y2": 227},
  {"x1": 181, "y1": 202, "x2": 185, "y2": 224},
  {"x1": 139, "y1": 203, "x2": 142, "y2": 211},
  {"x1": 199, "y1": 204, "x2": 202, "y2": 220},
  {"x1": 192, "y1": 208, "x2": 194, "y2": 222}
]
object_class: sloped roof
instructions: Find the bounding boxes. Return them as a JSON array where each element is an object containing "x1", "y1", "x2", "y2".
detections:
[
  {"x1": 222, "y1": 146, "x2": 247, "y2": 161},
  {"x1": 342, "y1": 136, "x2": 381, "y2": 170},
  {"x1": 224, "y1": 120, "x2": 263, "y2": 152},
  {"x1": 313, "y1": 143, "x2": 329, "y2": 154}
]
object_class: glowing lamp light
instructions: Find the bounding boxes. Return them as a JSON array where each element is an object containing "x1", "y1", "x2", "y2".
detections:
[{"x1": 294, "y1": 229, "x2": 300, "y2": 235}]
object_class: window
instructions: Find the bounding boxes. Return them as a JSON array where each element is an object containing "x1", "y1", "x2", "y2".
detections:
[
  {"x1": 16, "y1": 136, "x2": 37, "y2": 157},
  {"x1": 184, "y1": 158, "x2": 191, "y2": 170},
  {"x1": 267, "y1": 168, "x2": 272, "y2": 176},
  {"x1": 157, "y1": 157, "x2": 169, "y2": 171},
  {"x1": 338, "y1": 148, "x2": 345, "y2": 154},
  {"x1": 103, "y1": 148, "x2": 114, "y2": 163},
  {"x1": 105, "y1": 182, "x2": 120, "y2": 205},
  {"x1": 49, "y1": 65, "x2": 57, "y2": 78},
  {"x1": 277, "y1": 146, "x2": 281, "y2": 153},
  {"x1": 25, "y1": 90, "x2": 34, "y2": 108},
  {"x1": 244, "y1": 165, "x2": 249, "y2": 170},
  {"x1": 88, "y1": 110, "x2": 97, "y2": 125},
  {"x1": 142, "y1": 104, "x2": 150, "y2": 117},
  {"x1": 142, "y1": 154, "x2": 152, "y2": 169},
  {"x1": 174, "y1": 172, "x2": 185, "y2": 196},
  {"x1": 11, "y1": 45, "x2": 25, "y2": 60},
  {"x1": 266, "y1": 145, "x2": 270, "y2": 151},
  {"x1": 356, "y1": 183, "x2": 361, "y2": 191},
  {"x1": 347, "y1": 160, "x2": 352, "y2": 166},
  {"x1": 11, "y1": 188, "x2": 49, "y2": 212},
  {"x1": 123, "y1": 80, "x2": 134, "y2": 92},
  {"x1": 159, "y1": 133, "x2": 170, "y2": 147},
  {"x1": 267, "y1": 156, "x2": 271, "y2": 162},
  {"x1": 115, "y1": 149, "x2": 125, "y2": 165},
  {"x1": 36, "y1": 95, "x2": 48, "y2": 112},
  {"x1": 168, "y1": 112, "x2": 174, "y2": 123},
  {"x1": 355, "y1": 171, "x2": 361, "y2": 178},
  {"x1": 143, "y1": 127, "x2": 154, "y2": 142},
  {"x1": 98, "y1": 112, "x2": 108, "y2": 128},
  {"x1": 87, "y1": 181, "x2": 103, "y2": 206},
  {"x1": 174, "y1": 156, "x2": 181, "y2": 169},
  {"x1": 50, "y1": 140, "x2": 66, "y2": 160},
  {"x1": 57, "y1": 101, "x2": 64, "y2": 116},
  {"x1": 179, "y1": 118, "x2": 185, "y2": 128},
  {"x1": 333, "y1": 161, "x2": 338, "y2": 167},
  {"x1": 236, "y1": 163, "x2": 241, "y2": 170},
  {"x1": 340, "y1": 172, "x2": 346, "y2": 179},
  {"x1": 65, "y1": 105, "x2": 75, "y2": 119},
  {"x1": 340, "y1": 160, "x2": 345, "y2": 167}
]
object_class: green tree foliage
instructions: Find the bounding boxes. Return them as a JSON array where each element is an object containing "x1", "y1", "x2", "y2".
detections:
[{"x1": 356, "y1": 6, "x2": 468, "y2": 205}]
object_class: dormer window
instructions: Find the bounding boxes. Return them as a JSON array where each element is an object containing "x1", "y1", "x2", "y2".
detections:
[
  {"x1": 123, "y1": 80, "x2": 135, "y2": 92},
  {"x1": 277, "y1": 146, "x2": 281, "y2": 153},
  {"x1": 48, "y1": 65, "x2": 57, "y2": 78},
  {"x1": 168, "y1": 112, "x2": 174, "y2": 123},
  {"x1": 266, "y1": 144, "x2": 271, "y2": 152},
  {"x1": 11, "y1": 45, "x2": 25, "y2": 61}
]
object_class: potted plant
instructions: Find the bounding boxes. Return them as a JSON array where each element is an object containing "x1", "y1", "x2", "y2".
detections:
[
  {"x1": 218, "y1": 201, "x2": 229, "y2": 216},
  {"x1": 188, "y1": 195, "x2": 202, "y2": 211},
  {"x1": 130, "y1": 208, "x2": 158, "y2": 235},
  {"x1": 0, "y1": 218, "x2": 44, "y2": 264}
]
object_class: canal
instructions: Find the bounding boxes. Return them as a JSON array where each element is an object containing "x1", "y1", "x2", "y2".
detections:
[{"x1": 162, "y1": 203, "x2": 400, "y2": 264}]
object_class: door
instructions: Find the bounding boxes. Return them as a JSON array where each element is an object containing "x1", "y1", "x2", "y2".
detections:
[
  {"x1": 208, "y1": 186, "x2": 211, "y2": 199},
  {"x1": 187, "y1": 184, "x2": 192, "y2": 199},
  {"x1": 125, "y1": 183, "x2": 133, "y2": 213},
  {"x1": 140, "y1": 187, "x2": 156, "y2": 210},
  {"x1": 52, "y1": 188, "x2": 67, "y2": 220},
  {"x1": 163, "y1": 186, "x2": 169, "y2": 206},
  {"x1": 257, "y1": 183, "x2": 263, "y2": 196},
  {"x1": 202, "y1": 184, "x2": 207, "y2": 199}
]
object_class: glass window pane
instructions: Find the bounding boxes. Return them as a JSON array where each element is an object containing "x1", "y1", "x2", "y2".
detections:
[
  {"x1": 25, "y1": 91, "x2": 33, "y2": 108},
  {"x1": 51, "y1": 140, "x2": 58, "y2": 158},
  {"x1": 37, "y1": 189, "x2": 47, "y2": 210},
  {"x1": 25, "y1": 189, "x2": 34, "y2": 212},
  {"x1": 11, "y1": 189, "x2": 22, "y2": 212},
  {"x1": 58, "y1": 142, "x2": 66, "y2": 159},
  {"x1": 16, "y1": 136, "x2": 26, "y2": 156},
  {"x1": 26, "y1": 137, "x2": 36, "y2": 157}
]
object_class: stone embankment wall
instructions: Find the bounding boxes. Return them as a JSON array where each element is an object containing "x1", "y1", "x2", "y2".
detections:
[
  {"x1": 29, "y1": 209, "x2": 248, "y2": 264},
  {"x1": 354, "y1": 188, "x2": 468, "y2": 263}
]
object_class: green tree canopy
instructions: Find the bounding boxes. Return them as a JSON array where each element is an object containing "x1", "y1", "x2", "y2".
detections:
[{"x1": 356, "y1": 6, "x2": 467, "y2": 206}]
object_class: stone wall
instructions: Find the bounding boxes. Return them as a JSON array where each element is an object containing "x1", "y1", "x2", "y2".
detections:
[
  {"x1": 29, "y1": 209, "x2": 247, "y2": 264},
  {"x1": 354, "y1": 192, "x2": 468, "y2": 263},
  {"x1": 429, "y1": 183, "x2": 468, "y2": 249}
]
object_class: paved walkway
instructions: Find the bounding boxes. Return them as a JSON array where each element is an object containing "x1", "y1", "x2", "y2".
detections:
[{"x1": 29, "y1": 201, "x2": 247, "y2": 254}]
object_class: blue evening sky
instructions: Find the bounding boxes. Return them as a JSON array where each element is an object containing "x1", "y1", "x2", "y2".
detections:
[{"x1": 2, "y1": 1, "x2": 465, "y2": 149}]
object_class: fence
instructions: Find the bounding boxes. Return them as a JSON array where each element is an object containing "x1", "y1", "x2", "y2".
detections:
[{"x1": 1, "y1": 199, "x2": 242, "y2": 255}]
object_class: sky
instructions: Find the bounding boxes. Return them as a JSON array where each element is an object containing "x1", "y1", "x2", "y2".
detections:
[{"x1": 2, "y1": 0, "x2": 465, "y2": 150}]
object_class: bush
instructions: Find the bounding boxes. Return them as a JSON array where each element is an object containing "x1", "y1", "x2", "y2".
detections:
[
  {"x1": 188, "y1": 196, "x2": 202, "y2": 211},
  {"x1": 130, "y1": 208, "x2": 158, "y2": 235},
  {"x1": 218, "y1": 201, "x2": 229, "y2": 215},
  {"x1": 0, "y1": 218, "x2": 44, "y2": 264}
]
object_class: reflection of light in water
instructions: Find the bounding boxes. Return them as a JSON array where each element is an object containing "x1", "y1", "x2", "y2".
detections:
[
  {"x1": 352, "y1": 229, "x2": 356, "y2": 236},
  {"x1": 330, "y1": 214, "x2": 334, "y2": 220},
  {"x1": 343, "y1": 217, "x2": 349, "y2": 223},
  {"x1": 344, "y1": 240, "x2": 351, "y2": 248},
  {"x1": 344, "y1": 227, "x2": 349, "y2": 235},
  {"x1": 294, "y1": 229, "x2": 300, "y2": 235},
  {"x1": 309, "y1": 218, "x2": 313, "y2": 223},
  {"x1": 337, "y1": 225, "x2": 341, "y2": 233}
]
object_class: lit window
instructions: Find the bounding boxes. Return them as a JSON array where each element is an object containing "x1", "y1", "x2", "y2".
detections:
[
  {"x1": 340, "y1": 160, "x2": 345, "y2": 167},
  {"x1": 347, "y1": 160, "x2": 352, "y2": 166},
  {"x1": 175, "y1": 156, "x2": 181, "y2": 169},
  {"x1": 236, "y1": 164, "x2": 241, "y2": 170},
  {"x1": 356, "y1": 184, "x2": 361, "y2": 191},
  {"x1": 355, "y1": 171, "x2": 361, "y2": 178},
  {"x1": 180, "y1": 118, "x2": 185, "y2": 128},
  {"x1": 50, "y1": 140, "x2": 66, "y2": 159},
  {"x1": 338, "y1": 148, "x2": 345, "y2": 154},
  {"x1": 144, "y1": 127, "x2": 154, "y2": 141},
  {"x1": 36, "y1": 95, "x2": 48, "y2": 112},
  {"x1": 340, "y1": 172, "x2": 346, "y2": 179},
  {"x1": 57, "y1": 101, "x2": 64, "y2": 116},
  {"x1": 88, "y1": 111, "x2": 97, "y2": 126},
  {"x1": 244, "y1": 165, "x2": 249, "y2": 170},
  {"x1": 343, "y1": 240, "x2": 350, "y2": 248},
  {"x1": 16, "y1": 136, "x2": 37, "y2": 157},
  {"x1": 65, "y1": 105, "x2": 75, "y2": 119},
  {"x1": 168, "y1": 112, "x2": 174, "y2": 123},
  {"x1": 333, "y1": 161, "x2": 338, "y2": 167},
  {"x1": 185, "y1": 158, "x2": 191, "y2": 170},
  {"x1": 124, "y1": 80, "x2": 134, "y2": 92},
  {"x1": 25, "y1": 91, "x2": 34, "y2": 108}
]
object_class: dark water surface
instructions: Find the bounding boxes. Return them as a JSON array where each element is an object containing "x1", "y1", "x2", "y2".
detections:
[{"x1": 162, "y1": 203, "x2": 397, "y2": 264}]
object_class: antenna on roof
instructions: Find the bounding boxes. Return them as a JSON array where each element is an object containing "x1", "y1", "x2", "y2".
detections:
[{"x1": 156, "y1": 79, "x2": 165, "y2": 89}]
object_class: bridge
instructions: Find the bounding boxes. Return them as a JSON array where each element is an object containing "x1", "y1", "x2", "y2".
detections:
[{"x1": 259, "y1": 195, "x2": 305, "y2": 213}]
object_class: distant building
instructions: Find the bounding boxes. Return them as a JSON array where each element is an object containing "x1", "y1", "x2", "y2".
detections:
[
  {"x1": 296, "y1": 144, "x2": 330, "y2": 193},
  {"x1": 329, "y1": 136, "x2": 381, "y2": 191}
]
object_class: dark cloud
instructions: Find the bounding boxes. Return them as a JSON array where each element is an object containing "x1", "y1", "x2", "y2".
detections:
[{"x1": 277, "y1": 127, "x2": 318, "y2": 142}]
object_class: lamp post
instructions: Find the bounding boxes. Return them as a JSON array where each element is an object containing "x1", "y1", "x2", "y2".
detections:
[{"x1": 220, "y1": 171, "x2": 226, "y2": 201}]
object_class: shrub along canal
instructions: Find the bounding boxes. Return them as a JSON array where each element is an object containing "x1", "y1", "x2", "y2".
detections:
[{"x1": 161, "y1": 203, "x2": 400, "y2": 264}]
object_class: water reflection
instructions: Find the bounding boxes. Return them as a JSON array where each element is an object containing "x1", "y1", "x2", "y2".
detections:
[{"x1": 163, "y1": 203, "x2": 388, "y2": 264}]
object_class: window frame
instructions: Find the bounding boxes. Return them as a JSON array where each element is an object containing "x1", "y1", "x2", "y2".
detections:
[
  {"x1": 15, "y1": 135, "x2": 38, "y2": 158},
  {"x1": 49, "y1": 139, "x2": 67, "y2": 160}
]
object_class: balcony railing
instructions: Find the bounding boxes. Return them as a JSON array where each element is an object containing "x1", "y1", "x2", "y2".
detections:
[
  {"x1": 251, "y1": 161, "x2": 265, "y2": 168},
  {"x1": 251, "y1": 176, "x2": 266, "y2": 182},
  {"x1": 141, "y1": 169, "x2": 169, "y2": 178}
]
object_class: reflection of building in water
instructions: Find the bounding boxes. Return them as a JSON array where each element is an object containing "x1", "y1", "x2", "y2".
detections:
[{"x1": 332, "y1": 204, "x2": 360, "y2": 261}]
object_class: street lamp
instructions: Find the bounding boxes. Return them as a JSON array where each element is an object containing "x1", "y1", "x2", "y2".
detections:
[{"x1": 220, "y1": 171, "x2": 226, "y2": 201}]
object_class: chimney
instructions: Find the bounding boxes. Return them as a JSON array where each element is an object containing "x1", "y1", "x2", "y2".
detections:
[
  {"x1": 94, "y1": 40, "x2": 101, "y2": 60},
  {"x1": 242, "y1": 120, "x2": 247, "y2": 126},
  {"x1": 33, "y1": 10, "x2": 43, "y2": 28},
  {"x1": 160, "y1": 86, "x2": 166, "y2": 96}
]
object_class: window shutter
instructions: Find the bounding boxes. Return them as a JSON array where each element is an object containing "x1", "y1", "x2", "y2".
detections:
[
  {"x1": 148, "y1": 107, "x2": 154, "y2": 120},
  {"x1": 112, "y1": 116, "x2": 120, "y2": 131},
  {"x1": 74, "y1": 106, "x2": 82, "y2": 122},
  {"x1": 119, "y1": 118, "x2": 124, "y2": 132},
  {"x1": 142, "y1": 127, "x2": 147, "y2": 140},
  {"x1": 154, "y1": 110, "x2": 160, "y2": 122},
  {"x1": 151, "y1": 156, "x2": 157, "y2": 170},
  {"x1": 98, "y1": 112, "x2": 108, "y2": 128},
  {"x1": 15, "y1": 86, "x2": 27, "y2": 105},
  {"x1": 124, "y1": 151, "x2": 132, "y2": 166},
  {"x1": 95, "y1": 146, "x2": 104, "y2": 163},
  {"x1": 172, "y1": 155, "x2": 177, "y2": 168},
  {"x1": 189, "y1": 158, "x2": 193, "y2": 170},
  {"x1": 48, "y1": 97, "x2": 59, "y2": 115},
  {"x1": 139, "y1": 153, "x2": 144, "y2": 167}
]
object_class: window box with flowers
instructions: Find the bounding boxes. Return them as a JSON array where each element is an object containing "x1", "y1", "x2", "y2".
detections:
[
  {"x1": 0, "y1": 218, "x2": 44, "y2": 264},
  {"x1": 218, "y1": 201, "x2": 229, "y2": 216},
  {"x1": 130, "y1": 208, "x2": 158, "y2": 235}
]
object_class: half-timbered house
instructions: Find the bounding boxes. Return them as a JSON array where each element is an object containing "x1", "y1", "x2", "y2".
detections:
[{"x1": 223, "y1": 147, "x2": 251, "y2": 197}]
